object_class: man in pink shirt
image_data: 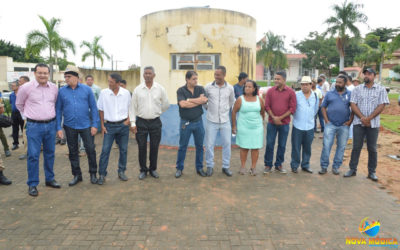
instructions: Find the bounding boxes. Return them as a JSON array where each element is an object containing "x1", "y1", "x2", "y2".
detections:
[
  {"x1": 263, "y1": 71, "x2": 297, "y2": 174},
  {"x1": 16, "y1": 63, "x2": 60, "y2": 197}
]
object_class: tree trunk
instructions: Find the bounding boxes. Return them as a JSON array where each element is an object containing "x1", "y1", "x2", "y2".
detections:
[
  {"x1": 379, "y1": 56, "x2": 383, "y2": 83},
  {"x1": 339, "y1": 55, "x2": 344, "y2": 71},
  {"x1": 267, "y1": 67, "x2": 271, "y2": 86},
  {"x1": 49, "y1": 47, "x2": 53, "y2": 82},
  {"x1": 93, "y1": 55, "x2": 96, "y2": 69}
]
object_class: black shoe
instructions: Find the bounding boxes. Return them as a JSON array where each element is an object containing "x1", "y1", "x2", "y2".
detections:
[
  {"x1": 291, "y1": 168, "x2": 298, "y2": 173},
  {"x1": 302, "y1": 168, "x2": 313, "y2": 174},
  {"x1": 197, "y1": 169, "x2": 207, "y2": 177},
  {"x1": 175, "y1": 170, "x2": 182, "y2": 178},
  {"x1": 0, "y1": 172, "x2": 12, "y2": 185},
  {"x1": 118, "y1": 172, "x2": 128, "y2": 181},
  {"x1": 68, "y1": 175, "x2": 82, "y2": 186},
  {"x1": 60, "y1": 139, "x2": 66, "y2": 145},
  {"x1": 28, "y1": 186, "x2": 38, "y2": 196},
  {"x1": 90, "y1": 174, "x2": 98, "y2": 184},
  {"x1": 45, "y1": 180, "x2": 61, "y2": 188},
  {"x1": 318, "y1": 168, "x2": 327, "y2": 175},
  {"x1": 150, "y1": 170, "x2": 159, "y2": 178},
  {"x1": 139, "y1": 172, "x2": 147, "y2": 180},
  {"x1": 344, "y1": 169, "x2": 357, "y2": 177},
  {"x1": 222, "y1": 168, "x2": 233, "y2": 177},
  {"x1": 206, "y1": 167, "x2": 213, "y2": 177},
  {"x1": 97, "y1": 175, "x2": 105, "y2": 185},
  {"x1": 11, "y1": 145, "x2": 19, "y2": 150},
  {"x1": 332, "y1": 168, "x2": 340, "y2": 175},
  {"x1": 5, "y1": 150, "x2": 11, "y2": 157},
  {"x1": 367, "y1": 173, "x2": 378, "y2": 182}
]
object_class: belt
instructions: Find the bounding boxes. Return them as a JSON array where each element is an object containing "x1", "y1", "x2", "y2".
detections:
[
  {"x1": 105, "y1": 119, "x2": 126, "y2": 124},
  {"x1": 137, "y1": 117, "x2": 160, "y2": 122},
  {"x1": 27, "y1": 117, "x2": 55, "y2": 123}
]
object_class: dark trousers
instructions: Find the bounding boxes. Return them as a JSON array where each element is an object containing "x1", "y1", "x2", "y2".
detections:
[
  {"x1": 98, "y1": 123, "x2": 129, "y2": 176},
  {"x1": 264, "y1": 123, "x2": 289, "y2": 168},
  {"x1": 136, "y1": 117, "x2": 162, "y2": 173},
  {"x1": 11, "y1": 110, "x2": 24, "y2": 145},
  {"x1": 315, "y1": 107, "x2": 325, "y2": 132},
  {"x1": 290, "y1": 126, "x2": 314, "y2": 170},
  {"x1": 349, "y1": 125, "x2": 379, "y2": 173},
  {"x1": 64, "y1": 125, "x2": 97, "y2": 176}
]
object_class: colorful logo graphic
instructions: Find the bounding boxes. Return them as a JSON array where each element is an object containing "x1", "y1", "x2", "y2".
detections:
[{"x1": 359, "y1": 217, "x2": 381, "y2": 237}]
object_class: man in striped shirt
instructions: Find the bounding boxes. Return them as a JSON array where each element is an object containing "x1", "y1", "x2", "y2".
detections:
[{"x1": 344, "y1": 68, "x2": 389, "y2": 181}]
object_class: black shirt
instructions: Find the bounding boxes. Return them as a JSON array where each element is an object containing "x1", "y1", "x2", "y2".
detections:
[{"x1": 177, "y1": 84, "x2": 205, "y2": 121}]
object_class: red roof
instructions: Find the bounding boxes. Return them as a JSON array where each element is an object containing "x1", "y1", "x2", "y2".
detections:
[
  {"x1": 344, "y1": 67, "x2": 362, "y2": 72},
  {"x1": 286, "y1": 54, "x2": 307, "y2": 59}
]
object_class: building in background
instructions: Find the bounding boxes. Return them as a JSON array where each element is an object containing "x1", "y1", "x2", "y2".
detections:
[{"x1": 140, "y1": 7, "x2": 256, "y2": 145}]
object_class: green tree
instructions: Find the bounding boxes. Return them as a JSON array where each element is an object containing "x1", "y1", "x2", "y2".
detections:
[
  {"x1": 324, "y1": 0, "x2": 368, "y2": 70},
  {"x1": 367, "y1": 27, "x2": 400, "y2": 42},
  {"x1": 256, "y1": 31, "x2": 287, "y2": 85},
  {"x1": 26, "y1": 15, "x2": 75, "y2": 81},
  {"x1": 295, "y1": 32, "x2": 338, "y2": 77},
  {"x1": 80, "y1": 36, "x2": 109, "y2": 69},
  {"x1": 0, "y1": 40, "x2": 42, "y2": 63}
]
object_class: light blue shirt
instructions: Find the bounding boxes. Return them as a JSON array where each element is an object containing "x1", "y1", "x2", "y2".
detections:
[{"x1": 293, "y1": 90, "x2": 319, "y2": 131}]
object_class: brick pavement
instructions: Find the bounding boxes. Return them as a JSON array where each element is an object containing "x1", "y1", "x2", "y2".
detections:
[{"x1": 0, "y1": 126, "x2": 399, "y2": 249}]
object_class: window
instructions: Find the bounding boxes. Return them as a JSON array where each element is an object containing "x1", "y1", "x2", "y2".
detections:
[
  {"x1": 171, "y1": 54, "x2": 220, "y2": 70},
  {"x1": 14, "y1": 67, "x2": 29, "y2": 72}
]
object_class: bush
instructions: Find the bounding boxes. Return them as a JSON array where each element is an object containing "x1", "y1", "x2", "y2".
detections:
[{"x1": 393, "y1": 64, "x2": 400, "y2": 74}]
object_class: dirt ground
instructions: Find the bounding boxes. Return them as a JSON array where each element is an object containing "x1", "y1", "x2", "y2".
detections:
[{"x1": 344, "y1": 100, "x2": 400, "y2": 201}]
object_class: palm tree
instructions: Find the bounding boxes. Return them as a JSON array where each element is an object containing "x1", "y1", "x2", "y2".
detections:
[
  {"x1": 324, "y1": 0, "x2": 368, "y2": 70},
  {"x1": 26, "y1": 15, "x2": 75, "y2": 81},
  {"x1": 256, "y1": 31, "x2": 287, "y2": 86},
  {"x1": 80, "y1": 36, "x2": 110, "y2": 69}
]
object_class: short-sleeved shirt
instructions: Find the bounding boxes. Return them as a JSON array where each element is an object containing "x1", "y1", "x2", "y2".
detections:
[
  {"x1": 97, "y1": 87, "x2": 131, "y2": 122},
  {"x1": 177, "y1": 85, "x2": 205, "y2": 122},
  {"x1": 293, "y1": 91, "x2": 319, "y2": 131},
  {"x1": 264, "y1": 85, "x2": 297, "y2": 125},
  {"x1": 350, "y1": 83, "x2": 389, "y2": 128},
  {"x1": 321, "y1": 89, "x2": 351, "y2": 126},
  {"x1": 233, "y1": 83, "x2": 244, "y2": 99}
]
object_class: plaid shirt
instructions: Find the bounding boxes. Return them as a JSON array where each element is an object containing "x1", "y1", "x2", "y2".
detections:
[{"x1": 350, "y1": 83, "x2": 389, "y2": 128}]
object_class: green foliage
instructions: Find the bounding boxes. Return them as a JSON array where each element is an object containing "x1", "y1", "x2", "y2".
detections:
[
  {"x1": 331, "y1": 66, "x2": 339, "y2": 75},
  {"x1": 367, "y1": 27, "x2": 400, "y2": 42},
  {"x1": 80, "y1": 36, "x2": 109, "y2": 69},
  {"x1": 0, "y1": 40, "x2": 42, "y2": 63},
  {"x1": 393, "y1": 65, "x2": 400, "y2": 74},
  {"x1": 256, "y1": 31, "x2": 287, "y2": 84}
]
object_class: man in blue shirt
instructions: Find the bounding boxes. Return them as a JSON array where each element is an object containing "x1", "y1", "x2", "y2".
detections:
[
  {"x1": 319, "y1": 75, "x2": 353, "y2": 175},
  {"x1": 290, "y1": 76, "x2": 319, "y2": 173},
  {"x1": 233, "y1": 72, "x2": 248, "y2": 99},
  {"x1": 56, "y1": 67, "x2": 100, "y2": 186},
  {"x1": 10, "y1": 81, "x2": 25, "y2": 150}
]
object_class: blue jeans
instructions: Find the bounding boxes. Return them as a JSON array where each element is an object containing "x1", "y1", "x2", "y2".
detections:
[
  {"x1": 98, "y1": 123, "x2": 129, "y2": 176},
  {"x1": 176, "y1": 119, "x2": 205, "y2": 171},
  {"x1": 264, "y1": 123, "x2": 289, "y2": 168},
  {"x1": 348, "y1": 123, "x2": 353, "y2": 139},
  {"x1": 290, "y1": 126, "x2": 314, "y2": 170},
  {"x1": 26, "y1": 120, "x2": 56, "y2": 187},
  {"x1": 205, "y1": 120, "x2": 231, "y2": 169},
  {"x1": 320, "y1": 123, "x2": 349, "y2": 170},
  {"x1": 315, "y1": 107, "x2": 325, "y2": 132}
]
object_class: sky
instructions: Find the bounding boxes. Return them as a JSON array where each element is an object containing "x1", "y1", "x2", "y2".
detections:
[{"x1": 1, "y1": 0, "x2": 399, "y2": 70}]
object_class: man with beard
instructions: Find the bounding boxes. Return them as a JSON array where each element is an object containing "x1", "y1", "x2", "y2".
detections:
[
  {"x1": 344, "y1": 68, "x2": 389, "y2": 181},
  {"x1": 319, "y1": 75, "x2": 353, "y2": 175}
]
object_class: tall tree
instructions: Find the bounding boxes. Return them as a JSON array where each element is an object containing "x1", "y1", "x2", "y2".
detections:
[
  {"x1": 324, "y1": 0, "x2": 368, "y2": 70},
  {"x1": 256, "y1": 31, "x2": 287, "y2": 85},
  {"x1": 26, "y1": 15, "x2": 75, "y2": 81},
  {"x1": 80, "y1": 36, "x2": 109, "y2": 69}
]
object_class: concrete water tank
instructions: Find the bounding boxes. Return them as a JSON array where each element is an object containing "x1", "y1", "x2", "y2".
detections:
[{"x1": 140, "y1": 7, "x2": 256, "y2": 145}]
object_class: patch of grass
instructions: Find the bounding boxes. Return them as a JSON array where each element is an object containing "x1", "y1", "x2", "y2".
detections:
[
  {"x1": 388, "y1": 93, "x2": 399, "y2": 101},
  {"x1": 381, "y1": 114, "x2": 400, "y2": 134}
]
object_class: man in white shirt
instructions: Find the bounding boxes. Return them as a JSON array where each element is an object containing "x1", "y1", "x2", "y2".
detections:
[
  {"x1": 97, "y1": 73, "x2": 132, "y2": 185},
  {"x1": 129, "y1": 66, "x2": 169, "y2": 180},
  {"x1": 319, "y1": 74, "x2": 330, "y2": 96}
]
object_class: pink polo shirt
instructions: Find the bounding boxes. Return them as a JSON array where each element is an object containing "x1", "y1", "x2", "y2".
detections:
[{"x1": 16, "y1": 79, "x2": 58, "y2": 121}]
